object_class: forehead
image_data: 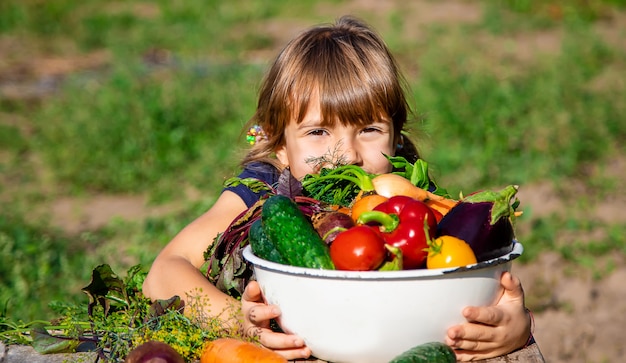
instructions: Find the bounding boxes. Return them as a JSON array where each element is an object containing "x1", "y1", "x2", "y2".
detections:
[{"x1": 291, "y1": 85, "x2": 390, "y2": 128}]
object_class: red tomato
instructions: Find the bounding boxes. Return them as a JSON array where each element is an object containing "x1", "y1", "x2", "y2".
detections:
[
  {"x1": 330, "y1": 226, "x2": 386, "y2": 271},
  {"x1": 426, "y1": 235, "x2": 477, "y2": 269}
]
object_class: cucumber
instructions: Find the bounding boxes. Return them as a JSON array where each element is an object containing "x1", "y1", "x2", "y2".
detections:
[
  {"x1": 249, "y1": 219, "x2": 288, "y2": 265},
  {"x1": 261, "y1": 195, "x2": 334, "y2": 269},
  {"x1": 389, "y1": 342, "x2": 456, "y2": 363}
]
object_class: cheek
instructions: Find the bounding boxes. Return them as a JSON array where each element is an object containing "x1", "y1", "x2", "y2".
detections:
[
  {"x1": 284, "y1": 147, "x2": 319, "y2": 179},
  {"x1": 364, "y1": 143, "x2": 395, "y2": 174},
  {"x1": 289, "y1": 162, "x2": 317, "y2": 180},
  {"x1": 373, "y1": 155, "x2": 393, "y2": 174}
]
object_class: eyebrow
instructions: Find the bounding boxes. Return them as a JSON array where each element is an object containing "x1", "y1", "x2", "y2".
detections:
[{"x1": 298, "y1": 118, "x2": 323, "y2": 128}]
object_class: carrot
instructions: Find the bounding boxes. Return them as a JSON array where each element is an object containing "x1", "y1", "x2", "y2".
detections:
[
  {"x1": 424, "y1": 197, "x2": 458, "y2": 217},
  {"x1": 330, "y1": 204, "x2": 352, "y2": 215},
  {"x1": 200, "y1": 338, "x2": 288, "y2": 363}
]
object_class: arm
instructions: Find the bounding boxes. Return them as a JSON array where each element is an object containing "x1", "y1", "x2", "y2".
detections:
[
  {"x1": 446, "y1": 271, "x2": 532, "y2": 361},
  {"x1": 142, "y1": 190, "x2": 312, "y2": 360},
  {"x1": 142, "y1": 190, "x2": 247, "y2": 325}
]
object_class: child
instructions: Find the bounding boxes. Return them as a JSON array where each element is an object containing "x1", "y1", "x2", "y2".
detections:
[{"x1": 142, "y1": 16, "x2": 532, "y2": 361}]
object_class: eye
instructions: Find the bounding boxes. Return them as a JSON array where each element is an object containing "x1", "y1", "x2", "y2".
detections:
[
  {"x1": 307, "y1": 129, "x2": 328, "y2": 136},
  {"x1": 361, "y1": 126, "x2": 381, "y2": 134},
  {"x1": 360, "y1": 123, "x2": 388, "y2": 135}
]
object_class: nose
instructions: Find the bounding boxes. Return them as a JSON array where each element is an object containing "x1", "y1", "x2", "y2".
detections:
[{"x1": 339, "y1": 138, "x2": 362, "y2": 166}]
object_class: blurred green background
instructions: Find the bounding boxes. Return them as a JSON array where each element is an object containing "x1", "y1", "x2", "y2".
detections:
[{"x1": 1, "y1": 0, "x2": 625, "y2": 323}]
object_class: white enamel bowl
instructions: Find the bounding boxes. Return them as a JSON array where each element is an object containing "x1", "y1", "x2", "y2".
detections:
[{"x1": 242, "y1": 241, "x2": 523, "y2": 363}]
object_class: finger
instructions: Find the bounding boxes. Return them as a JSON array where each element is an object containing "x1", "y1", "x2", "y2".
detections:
[
  {"x1": 241, "y1": 281, "x2": 262, "y2": 302},
  {"x1": 247, "y1": 304, "x2": 281, "y2": 326},
  {"x1": 255, "y1": 330, "x2": 310, "y2": 359},
  {"x1": 273, "y1": 346, "x2": 312, "y2": 361},
  {"x1": 454, "y1": 347, "x2": 508, "y2": 362},
  {"x1": 501, "y1": 271, "x2": 524, "y2": 300},
  {"x1": 446, "y1": 323, "x2": 497, "y2": 344},
  {"x1": 462, "y1": 305, "x2": 504, "y2": 326},
  {"x1": 446, "y1": 326, "x2": 504, "y2": 357}
]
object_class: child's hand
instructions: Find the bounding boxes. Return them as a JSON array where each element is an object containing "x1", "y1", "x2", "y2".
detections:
[
  {"x1": 241, "y1": 281, "x2": 312, "y2": 360},
  {"x1": 445, "y1": 271, "x2": 532, "y2": 361}
]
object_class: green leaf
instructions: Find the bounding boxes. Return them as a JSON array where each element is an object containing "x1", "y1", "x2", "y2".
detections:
[
  {"x1": 81, "y1": 264, "x2": 127, "y2": 317},
  {"x1": 464, "y1": 185, "x2": 519, "y2": 225},
  {"x1": 384, "y1": 155, "x2": 450, "y2": 198},
  {"x1": 31, "y1": 324, "x2": 79, "y2": 354},
  {"x1": 147, "y1": 296, "x2": 184, "y2": 321},
  {"x1": 409, "y1": 159, "x2": 431, "y2": 189},
  {"x1": 224, "y1": 177, "x2": 273, "y2": 193},
  {"x1": 124, "y1": 264, "x2": 147, "y2": 297}
]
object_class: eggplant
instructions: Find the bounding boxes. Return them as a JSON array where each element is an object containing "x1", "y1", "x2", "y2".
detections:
[{"x1": 436, "y1": 185, "x2": 519, "y2": 262}]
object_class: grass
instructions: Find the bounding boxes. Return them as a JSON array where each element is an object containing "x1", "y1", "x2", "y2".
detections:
[
  {"x1": 35, "y1": 60, "x2": 261, "y2": 196},
  {"x1": 0, "y1": 0, "x2": 625, "y2": 323},
  {"x1": 0, "y1": 213, "x2": 91, "y2": 320},
  {"x1": 414, "y1": 23, "x2": 624, "y2": 192}
]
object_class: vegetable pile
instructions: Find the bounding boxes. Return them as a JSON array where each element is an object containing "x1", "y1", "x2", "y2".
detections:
[
  {"x1": 0, "y1": 156, "x2": 522, "y2": 363},
  {"x1": 206, "y1": 156, "x2": 521, "y2": 296}
]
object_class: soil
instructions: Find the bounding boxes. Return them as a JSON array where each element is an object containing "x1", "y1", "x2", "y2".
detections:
[{"x1": 1, "y1": 1, "x2": 625, "y2": 362}]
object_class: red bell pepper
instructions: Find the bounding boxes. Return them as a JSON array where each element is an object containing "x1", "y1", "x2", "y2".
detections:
[{"x1": 357, "y1": 195, "x2": 437, "y2": 269}]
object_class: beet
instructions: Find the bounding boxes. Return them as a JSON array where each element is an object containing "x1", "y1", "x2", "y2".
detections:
[
  {"x1": 124, "y1": 341, "x2": 184, "y2": 363},
  {"x1": 436, "y1": 185, "x2": 519, "y2": 262},
  {"x1": 312, "y1": 210, "x2": 355, "y2": 244}
]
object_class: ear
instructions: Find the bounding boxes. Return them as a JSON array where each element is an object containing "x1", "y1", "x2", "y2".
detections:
[{"x1": 275, "y1": 145, "x2": 289, "y2": 167}]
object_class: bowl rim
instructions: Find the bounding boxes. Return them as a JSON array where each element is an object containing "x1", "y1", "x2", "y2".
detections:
[{"x1": 242, "y1": 240, "x2": 523, "y2": 279}]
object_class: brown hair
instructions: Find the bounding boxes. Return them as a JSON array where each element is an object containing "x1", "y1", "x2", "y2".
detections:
[{"x1": 241, "y1": 15, "x2": 420, "y2": 169}]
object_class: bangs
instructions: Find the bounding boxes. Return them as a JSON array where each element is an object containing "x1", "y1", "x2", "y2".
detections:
[
  {"x1": 290, "y1": 74, "x2": 388, "y2": 128},
  {"x1": 288, "y1": 32, "x2": 406, "y2": 128}
]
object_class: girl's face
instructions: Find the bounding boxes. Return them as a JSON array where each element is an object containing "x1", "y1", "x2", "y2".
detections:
[{"x1": 276, "y1": 94, "x2": 396, "y2": 180}]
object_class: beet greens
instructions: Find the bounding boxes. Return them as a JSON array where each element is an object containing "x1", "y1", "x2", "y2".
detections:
[{"x1": 204, "y1": 170, "x2": 323, "y2": 298}]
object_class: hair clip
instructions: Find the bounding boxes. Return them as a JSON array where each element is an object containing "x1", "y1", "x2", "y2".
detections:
[{"x1": 246, "y1": 125, "x2": 267, "y2": 145}]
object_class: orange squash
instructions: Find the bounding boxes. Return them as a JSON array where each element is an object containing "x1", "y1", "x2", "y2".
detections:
[
  {"x1": 351, "y1": 193, "x2": 389, "y2": 223},
  {"x1": 200, "y1": 338, "x2": 287, "y2": 363}
]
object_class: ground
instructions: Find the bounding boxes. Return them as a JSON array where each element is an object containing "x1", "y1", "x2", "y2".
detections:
[{"x1": 1, "y1": 1, "x2": 625, "y2": 362}]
